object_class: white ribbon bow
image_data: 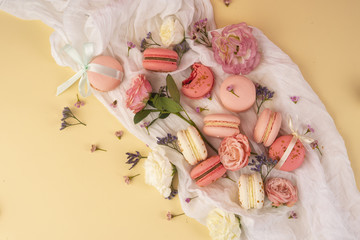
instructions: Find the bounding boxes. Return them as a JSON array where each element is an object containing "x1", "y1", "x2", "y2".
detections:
[
  {"x1": 56, "y1": 43, "x2": 123, "y2": 97},
  {"x1": 275, "y1": 117, "x2": 315, "y2": 170}
]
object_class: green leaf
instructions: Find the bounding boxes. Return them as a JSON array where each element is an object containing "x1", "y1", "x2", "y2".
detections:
[
  {"x1": 159, "y1": 112, "x2": 170, "y2": 119},
  {"x1": 133, "y1": 110, "x2": 151, "y2": 124},
  {"x1": 166, "y1": 74, "x2": 180, "y2": 103},
  {"x1": 154, "y1": 97, "x2": 182, "y2": 113}
]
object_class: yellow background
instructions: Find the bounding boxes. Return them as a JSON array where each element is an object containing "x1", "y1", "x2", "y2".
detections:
[{"x1": 1, "y1": 0, "x2": 359, "y2": 239}]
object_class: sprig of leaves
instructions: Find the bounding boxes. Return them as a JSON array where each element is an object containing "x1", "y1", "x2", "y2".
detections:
[{"x1": 133, "y1": 74, "x2": 218, "y2": 153}]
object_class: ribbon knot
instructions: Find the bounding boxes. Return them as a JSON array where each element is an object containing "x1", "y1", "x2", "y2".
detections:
[
  {"x1": 275, "y1": 117, "x2": 315, "y2": 170},
  {"x1": 56, "y1": 43, "x2": 124, "y2": 97}
]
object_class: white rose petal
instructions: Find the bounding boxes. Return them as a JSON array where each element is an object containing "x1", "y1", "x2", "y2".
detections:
[
  {"x1": 144, "y1": 147, "x2": 174, "y2": 198},
  {"x1": 159, "y1": 15, "x2": 184, "y2": 47},
  {"x1": 206, "y1": 208, "x2": 241, "y2": 240}
]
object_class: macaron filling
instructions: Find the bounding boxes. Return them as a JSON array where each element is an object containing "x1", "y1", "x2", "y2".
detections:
[
  {"x1": 204, "y1": 121, "x2": 238, "y2": 129},
  {"x1": 249, "y1": 174, "x2": 255, "y2": 208},
  {"x1": 261, "y1": 112, "x2": 276, "y2": 143},
  {"x1": 144, "y1": 57, "x2": 177, "y2": 62},
  {"x1": 194, "y1": 162, "x2": 223, "y2": 182},
  {"x1": 185, "y1": 130, "x2": 201, "y2": 161}
]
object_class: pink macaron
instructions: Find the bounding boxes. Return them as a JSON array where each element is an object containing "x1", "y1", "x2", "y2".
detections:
[
  {"x1": 143, "y1": 48, "x2": 178, "y2": 72},
  {"x1": 254, "y1": 108, "x2": 282, "y2": 147},
  {"x1": 269, "y1": 135, "x2": 306, "y2": 172},
  {"x1": 87, "y1": 56, "x2": 124, "y2": 92},
  {"x1": 190, "y1": 155, "x2": 226, "y2": 187},
  {"x1": 219, "y1": 75, "x2": 256, "y2": 112},
  {"x1": 181, "y1": 63, "x2": 214, "y2": 99},
  {"x1": 203, "y1": 114, "x2": 240, "y2": 138}
]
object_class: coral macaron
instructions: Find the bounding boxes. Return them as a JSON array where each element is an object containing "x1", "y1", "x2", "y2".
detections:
[
  {"x1": 253, "y1": 108, "x2": 282, "y2": 147},
  {"x1": 219, "y1": 75, "x2": 256, "y2": 112},
  {"x1": 190, "y1": 155, "x2": 226, "y2": 187},
  {"x1": 87, "y1": 56, "x2": 124, "y2": 92},
  {"x1": 143, "y1": 48, "x2": 178, "y2": 72},
  {"x1": 181, "y1": 63, "x2": 214, "y2": 99},
  {"x1": 203, "y1": 114, "x2": 240, "y2": 138},
  {"x1": 269, "y1": 135, "x2": 306, "y2": 172}
]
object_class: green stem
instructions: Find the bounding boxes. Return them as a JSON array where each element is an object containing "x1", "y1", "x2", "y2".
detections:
[
  {"x1": 262, "y1": 164, "x2": 276, "y2": 181},
  {"x1": 71, "y1": 116, "x2": 86, "y2": 126}
]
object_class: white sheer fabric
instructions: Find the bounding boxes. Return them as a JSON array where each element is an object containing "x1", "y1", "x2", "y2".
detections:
[{"x1": 2, "y1": 0, "x2": 359, "y2": 239}]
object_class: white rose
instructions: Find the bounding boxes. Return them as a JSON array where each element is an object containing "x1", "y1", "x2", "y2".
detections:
[
  {"x1": 206, "y1": 208, "x2": 242, "y2": 240},
  {"x1": 144, "y1": 146, "x2": 174, "y2": 198},
  {"x1": 159, "y1": 15, "x2": 184, "y2": 47}
]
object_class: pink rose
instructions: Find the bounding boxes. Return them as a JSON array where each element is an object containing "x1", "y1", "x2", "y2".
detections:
[
  {"x1": 219, "y1": 134, "x2": 251, "y2": 171},
  {"x1": 265, "y1": 178, "x2": 298, "y2": 207},
  {"x1": 126, "y1": 74, "x2": 152, "y2": 113},
  {"x1": 211, "y1": 22, "x2": 261, "y2": 75}
]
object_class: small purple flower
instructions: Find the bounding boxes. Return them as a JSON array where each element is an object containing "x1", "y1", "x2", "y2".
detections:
[
  {"x1": 290, "y1": 96, "x2": 300, "y2": 104},
  {"x1": 146, "y1": 32, "x2": 152, "y2": 39},
  {"x1": 248, "y1": 154, "x2": 278, "y2": 181},
  {"x1": 115, "y1": 130, "x2": 124, "y2": 140},
  {"x1": 127, "y1": 41, "x2": 136, "y2": 56},
  {"x1": 166, "y1": 211, "x2": 185, "y2": 221},
  {"x1": 123, "y1": 174, "x2": 140, "y2": 184},
  {"x1": 195, "y1": 106, "x2": 209, "y2": 113},
  {"x1": 74, "y1": 94, "x2": 85, "y2": 108},
  {"x1": 60, "y1": 107, "x2": 86, "y2": 130},
  {"x1": 191, "y1": 18, "x2": 211, "y2": 47},
  {"x1": 91, "y1": 144, "x2": 107, "y2": 153},
  {"x1": 305, "y1": 124, "x2": 315, "y2": 134},
  {"x1": 185, "y1": 196, "x2": 198, "y2": 203},
  {"x1": 140, "y1": 121, "x2": 150, "y2": 128},
  {"x1": 226, "y1": 85, "x2": 239, "y2": 97},
  {"x1": 310, "y1": 140, "x2": 318, "y2": 149},
  {"x1": 156, "y1": 133, "x2": 181, "y2": 153},
  {"x1": 204, "y1": 92, "x2": 212, "y2": 100},
  {"x1": 255, "y1": 84, "x2": 275, "y2": 114},
  {"x1": 224, "y1": 0, "x2": 231, "y2": 6},
  {"x1": 288, "y1": 211, "x2": 298, "y2": 219},
  {"x1": 110, "y1": 100, "x2": 118, "y2": 108}
]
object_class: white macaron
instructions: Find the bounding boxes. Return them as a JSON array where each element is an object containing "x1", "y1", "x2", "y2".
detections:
[
  {"x1": 177, "y1": 126, "x2": 208, "y2": 165},
  {"x1": 238, "y1": 172, "x2": 265, "y2": 209}
]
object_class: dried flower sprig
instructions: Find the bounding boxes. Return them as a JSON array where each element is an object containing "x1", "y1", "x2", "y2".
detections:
[
  {"x1": 167, "y1": 211, "x2": 185, "y2": 221},
  {"x1": 115, "y1": 130, "x2": 124, "y2": 140},
  {"x1": 310, "y1": 140, "x2": 323, "y2": 156},
  {"x1": 127, "y1": 41, "x2": 136, "y2": 56},
  {"x1": 60, "y1": 107, "x2": 86, "y2": 130},
  {"x1": 226, "y1": 85, "x2": 239, "y2": 97},
  {"x1": 224, "y1": 0, "x2": 231, "y2": 6},
  {"x1": 204, "y1": 92, "x2": 212, "y2": 100},
  {"x1": 74, "y1": 94, "x2": 85, "y2": 108},
  {"x1": 222, "y1": 173, "x2": 236, "y2": 182},
  {"x1": 304, "y1": 124, "x2": 315, "y2": 135},
  {"x1": 255, "y1": 83, "x2": 275, "y2": 114},
  {"x1": 173, "y1": 39, "x2": 190, "y2": 64},
  {"x1": 190, "y1": 18, "x2": 212, "y2": 47},
  {"x1": 140, "y1": 32, "x2": 161, "y2": 52},
  {"x1": 123, "y1": 174, "x2": 140, "y2": 184},
  {"x1": 248, "y1": 153, "x2": 278, "y2": 181},
  {"x1": 91, "y1": 144, "x2": 107, "y2": 153},
  {"x1": 156, "y1": 133, "x2": 182, "y2": 154},
  {"x1": 288, "y1": 211, "x2": 298, "y2": 219},
  {"x1": 290, "y1": 96, "x2": 300, "y2": 104},
  {"x1": 195, "y1": 106, "x2": 209, "y2": 113},
  {"x1": 185, "y1": 196, "x2": 198, "y2": 203},
  {"x1": 125, "y1": 151, "x2": 147, "y2": 169}
]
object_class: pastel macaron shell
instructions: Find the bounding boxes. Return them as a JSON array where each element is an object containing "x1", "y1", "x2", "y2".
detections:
[
  {"x1": 269, "y1": 135, "x2": 306, "y2": 172},
  {"x1": 87, "y1": 55, "x2": 123, "y2": 92},
  {"x1": 143, "y1": 48, "x2": 178, "y2": 72},
  {"x1": 181, "y1": 63, "x2": 214, "y2": 99},
  {"x1": 253, "y1": 108, "x2": 282, "y2": 147},
  {"x1": 190, "y1": 155, "x2": 226, "y2": 187},
  {"x1": 238, "y1": 172, "x2": 265, "y2": 209},
  {"x1": 219, "y1": 75, "x2": 256, "y2": 112},
  {"x1": 203, "y1": 114, "x2": 240, "y2": 138},
  {"x1": 177, "y1": 126, "x2": 208, "y2": 165}
]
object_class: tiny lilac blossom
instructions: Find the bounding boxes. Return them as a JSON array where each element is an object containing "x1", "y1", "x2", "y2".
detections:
[
  {"x1": 185, "y1": 196, "x2": 198, "y2": 203},
  {"x1": 91, "y1": 144, "x2": 107, "y2": 153},
  {"x1": 74, "y1": 94, "x2": 85, "y2": 108},
  {"x1": 166, "y1": 211, "x2": 185, "y2": 221},
  {"x1": 127, "y1": 41, "x2": 136, "y2": 56},
  {"x1": 110, "y1": 100, "x2": 118, "y2": 108},
  {"x1": 195, "y1": 106, "x2": 209, "y2": 113},
  {"x1": 123, "y1": 174, "x2": 140, "y2": 184},
  {"x1": 305, "y1": 125, "x2": 315, "y2": 134},
  {"x1": 290, "y1": 96, "x2": 300, "y2": 104},
  {"x1": 224, "y1": 0, "x2": 231, "y2": 6},
  {"x1": 226, "y1": 85, "x2": 239, "y2": 97},
  {"x1": 288, "y1": 211, "x2": 298, "y2": 219},
  {"x1": 115, "y1": 130, "x2": 124, "y2": 140}
]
